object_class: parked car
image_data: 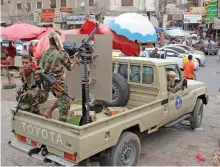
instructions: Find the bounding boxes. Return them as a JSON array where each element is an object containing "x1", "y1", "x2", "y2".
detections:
[
  {"x1": 2, "y1": 40, "x2": 23, "y2": 55},
  {"x1": 112, "y1": 50, "x2": 121, "y2": 57},
  {"x1": 162, "y1": 45, "x2": 206, "y2": 67},
  {"x1": 145, "y1": 48, "x2": 199, "y2": 70},
  {"x1": 169, "y1": 44, "x2": 205, "y2": 56},
  {"x1": 192, "y1": 40, "x2": 218, "y2": 55}
]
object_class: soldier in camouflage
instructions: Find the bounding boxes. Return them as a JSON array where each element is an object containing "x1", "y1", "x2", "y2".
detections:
[
  {"x1": 17, "y1": 54, "x2": 49, "y2": 114},
  {"x1": 167, "y1": 71, "x2": 185, "y2": 94},
  {"x1": 40, "y1": 31, "x2": 77, "y2": 122}
]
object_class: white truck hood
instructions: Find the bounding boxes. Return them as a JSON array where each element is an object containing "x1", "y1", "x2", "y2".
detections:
[{"x1": 187, "y1": 79, "x2": 206, "y2": 90}]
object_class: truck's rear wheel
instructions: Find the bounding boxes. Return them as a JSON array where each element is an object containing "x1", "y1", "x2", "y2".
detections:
[
  {"x1": 100, "y1": 132, "x2": 140, "y2": 166},
  {"x1": 190, "y1": 99, "x2": 203, "y2": 129}
]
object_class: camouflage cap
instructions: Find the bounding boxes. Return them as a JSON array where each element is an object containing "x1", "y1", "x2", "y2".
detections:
[{"x1": 48, "y1": 31, "x2": 63, "y2": 50}]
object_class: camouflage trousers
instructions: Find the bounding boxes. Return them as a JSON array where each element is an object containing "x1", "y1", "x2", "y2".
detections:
[
  {"x1": 52, "y1": 83, "x2": 70, "y2": 122},
  {"x1": 17, "y1": 89, "x2": 49, "y2": 114}
]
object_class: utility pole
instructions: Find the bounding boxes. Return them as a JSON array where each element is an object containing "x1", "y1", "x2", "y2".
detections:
[
  {"x1": 85, "y1": 0, "x2": 90, "y2": 16},
  {"x1": 164, "y1": 0, "x2": 167, "y2": 14}
]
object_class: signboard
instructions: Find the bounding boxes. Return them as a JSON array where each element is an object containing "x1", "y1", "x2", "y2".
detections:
[
  {"x1": 184, "y1": 12, "x2": 202, "y2": 23},
  {"x1": 34, "y1": 9, "x2": 42, "y2": 23},
  {"x1": 162, "y1": 14, "x2": 168, "y2": 30},
  {"x1": 218, "y1": 0, "x2": 220, "y2": 17},
  {"x1": 188, "y1": 7, "x2": 207, "y2": 16},
  {"x1": 53, "y1": 9, "x2": 60, "y2": 22},
  {"x1": 60, "y1": 8, "x2": 72, "y2": 22},
  {"x1": 205, "y1": 0, "x2": 218, "y2": 24},
  {"x1": 214, "y1": 19, "x2": 220, "y2": 29},
  {"x1": 67, "y1": 15, "x2": 96, "y2": 24},
  {"x1": 41, "y1": 9, "x2": 55, "y2": 22}
]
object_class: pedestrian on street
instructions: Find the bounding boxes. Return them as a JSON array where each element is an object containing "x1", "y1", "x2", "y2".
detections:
[
  {"x1": 6, "y1": 41, "x2": 16, "y2": 66},
  {"x1": 140, "y1": 47, "x2": 149, "y2": 57},
  {"x1": 183, "y1": 55, "x2": 196, "y2": 80},
  {"x1": 208, "y1": 38, "x2": 212, "y2": 56},
  {"x1": 1, "y1": 42, "x2": 8, "y2": 60},
  {"x1": 23, "y1": 45, "x2": 29, "y2": 55},
  {"x1": 29, "y1": 42, "x2": 34, "y2": 57},
  {"x1": 149, "y1": 48, "x2": 159, "y2": 58}
]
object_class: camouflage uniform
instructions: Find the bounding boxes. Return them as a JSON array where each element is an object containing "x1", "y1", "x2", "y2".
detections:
[
  {"x1": 18, "y1": 69, "x2": 49, "y2": 114},
  {"x1": 40, "y1": 31, "x2": 72, "y2": 122},
  {"x1": 167, "y1": 80, "x2": 181, "y2": 94}
]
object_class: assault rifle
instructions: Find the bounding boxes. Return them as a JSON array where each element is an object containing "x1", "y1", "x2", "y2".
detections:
[
  {"x1": 13, "y1": 83, "x2": 28, "y2": 120},
  {"x1": 39, "y1": 72, "x2": 75, "y2": 101}
]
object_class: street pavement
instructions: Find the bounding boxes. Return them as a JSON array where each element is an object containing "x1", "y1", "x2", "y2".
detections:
[{"x1": 1, "y1": 56, "x2": 220, "y2": 166}]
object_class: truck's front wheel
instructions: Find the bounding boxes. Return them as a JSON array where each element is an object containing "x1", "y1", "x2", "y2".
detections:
[
  {"x1": 190, "y1": 99, "x2": 203, "y2": 129},
  {"x1": 100, "y1": 132, "x2": 140, "y2": 166}
]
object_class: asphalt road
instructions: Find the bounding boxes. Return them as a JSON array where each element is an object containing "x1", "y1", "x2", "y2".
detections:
[{"x1": 1, "y1": 55, "x2": 220, "y2": 166}]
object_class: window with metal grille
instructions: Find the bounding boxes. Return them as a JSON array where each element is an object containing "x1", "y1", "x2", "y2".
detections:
[
  {"x1": 50, "y1": 0, "x2": 56, "y2": 8},
  {"x1": 37, "y1": 2, "x2": 42, "y2": 9},
  {"x1": 121, "y1": 0, "x2": 133, "y2": 6},
  {"x1": 61, "y1": 0, "x2": 66, "y2": 7},
  {"x1": 89, "y1": 0, "x2": 94, "y2": 6},
  {"x1": 26, "y1": 2, "x2": 31, "y2": 12},
  {"x1": 17, "y1": 3, "x2": 22, "y2": 10}
]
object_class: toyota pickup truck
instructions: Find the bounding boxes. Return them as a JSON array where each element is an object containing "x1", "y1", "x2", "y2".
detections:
[{"x1": 9, "y1": 57, "x2": 208, "y2": 166}]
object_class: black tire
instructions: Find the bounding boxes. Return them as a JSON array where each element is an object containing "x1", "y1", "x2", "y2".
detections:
[
  {"x1": 196, "y1": 58, "x2": 201, "y2": 67},
  {"x1": 97, "y1": 73, "x2": 130, "y2": 107},
  {"x1": 100, "y1": 132, "x2": 141, "y2": 166},
  {"x1": 2, "y1": 83, "x2": 16, "y2": 89},
  {"x1": 190, "y1": 99, "x2": 203, "y2": 129}
]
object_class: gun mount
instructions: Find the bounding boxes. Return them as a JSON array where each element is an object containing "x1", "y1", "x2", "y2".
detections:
[{"x1": 63, "y1": 22, "x2": 100, "y2": 126}]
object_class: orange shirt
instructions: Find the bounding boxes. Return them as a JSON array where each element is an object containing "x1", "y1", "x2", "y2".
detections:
[{"x1": 184, "y1": 61, "x2": 195, "y2": 79}]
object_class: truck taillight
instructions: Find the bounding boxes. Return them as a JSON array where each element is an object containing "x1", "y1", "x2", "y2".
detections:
[
  {"x1": 31, "y1": 140, "x2": 37, "y2": 146},
  {"x1": 64, "y1": 152, "x2": 76, "y2": 162},
  {"x1": 17, "y1": 134, "x2": 26, "y2": 143}
]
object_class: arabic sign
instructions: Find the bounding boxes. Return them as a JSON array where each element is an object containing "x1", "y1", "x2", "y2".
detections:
[
  {"x1": 188, "y1": 7, "x2": 207, "y2": 16},
  {"x1": 60, "y1": 8, "x2": 72, "y2": 22},
  {"x1": 184, "y1": 12, "x2": 202, "y2": 23},
  {"x1": 67, "y1": 15, "x2": 96, "y2": 24},
  {"x1": 41, "y1": 9, "x2": 55, "y2": 22}
]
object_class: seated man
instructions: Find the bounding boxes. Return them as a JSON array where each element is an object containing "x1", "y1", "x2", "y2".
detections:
[
  {"x1": 16, "y1": 54, "x2": 49, "y2": 114},
  {"x1": 167, "y1": 71, "x2": 185, "y2": 93}
]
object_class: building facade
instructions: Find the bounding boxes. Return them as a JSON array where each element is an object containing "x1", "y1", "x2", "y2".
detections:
[{"x1": 1, "y1": 0, "x2": 158, "y2": 26}]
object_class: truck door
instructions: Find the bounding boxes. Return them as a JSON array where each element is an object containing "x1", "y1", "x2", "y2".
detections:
[{"x1": 165, "y1": 65, "x2": 190, "y2": 121}]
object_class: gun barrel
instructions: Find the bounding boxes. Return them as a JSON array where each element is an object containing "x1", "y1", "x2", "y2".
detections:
[{"x1": 86, "y1": 23, "x2": 100, "y2": 43}]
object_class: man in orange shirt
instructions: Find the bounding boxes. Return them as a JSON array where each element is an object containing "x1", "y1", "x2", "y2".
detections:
[{"x1": 184, "y1": 55, "x2": 196, "y2": 80}]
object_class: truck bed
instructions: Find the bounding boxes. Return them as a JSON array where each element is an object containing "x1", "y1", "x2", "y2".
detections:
[{"x1": 10, "y1": 86, "x2": 162, "y2": 164}]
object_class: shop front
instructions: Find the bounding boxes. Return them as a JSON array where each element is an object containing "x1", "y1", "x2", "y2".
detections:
[{"x1": 35, "y1": 8, "x2": 73, "y2": 29}]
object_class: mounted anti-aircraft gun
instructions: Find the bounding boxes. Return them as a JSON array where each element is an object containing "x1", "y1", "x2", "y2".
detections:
[{"x1": 63, "y1": 18, "x2": 103, "y2": 126}]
